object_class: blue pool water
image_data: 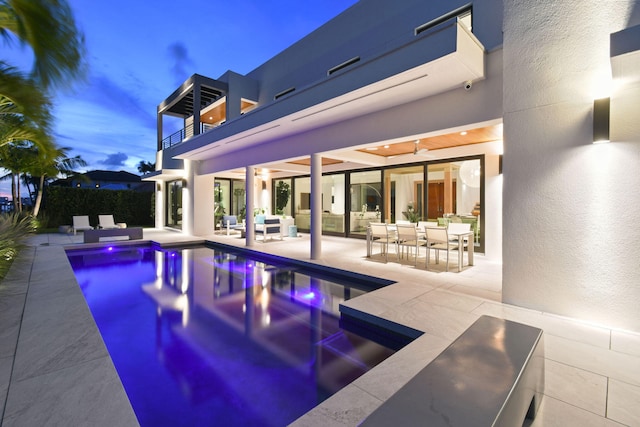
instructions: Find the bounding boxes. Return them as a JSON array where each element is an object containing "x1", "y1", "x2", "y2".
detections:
[{"x1": 67, "y1": 244, "x2": 403, "y2": 427}]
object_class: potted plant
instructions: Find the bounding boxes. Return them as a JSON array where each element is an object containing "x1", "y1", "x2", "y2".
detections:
[
  {"x1": 275, "y1": 180, "x2": 291, "y2": 216},
  {"x1": 402, "y1": 202, "x2": 420, "y2": 223},
  {"x1": 214, "y1": 185, "x2": 225, "y2": 229},
  {"x1": 233, "y1": 188, "x2": 245, "y2": 218}
]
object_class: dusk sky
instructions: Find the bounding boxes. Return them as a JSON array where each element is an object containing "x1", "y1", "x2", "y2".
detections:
[{"x1": 1, "y1": 0, "x2": 358, "y2": 198}]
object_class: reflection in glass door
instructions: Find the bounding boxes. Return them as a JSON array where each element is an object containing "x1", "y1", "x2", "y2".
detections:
[
  {"x1": 214, "y1": 180, "x2": 230, "y2": 231},
  {"x1": 349, "y1": 171, "x2": 382, "y2": 237},
  {"x1": 427, "y1": 158, "x2": 482, "y2": 249},
  {"x1": 384, "y1": 165, "x2": 424, "y2": 223},
  {"x1": 166, "y1": 180, "x2": 183, "y2": 229}
]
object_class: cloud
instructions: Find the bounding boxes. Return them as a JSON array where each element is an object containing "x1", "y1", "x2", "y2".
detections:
[
  {"x1": 168, "y1": 42, "x2": 195, "y2": 85},
  {"x1": 98, "y1": 152, "x2": 128, "y2": 169},
  {"x1": 68, "y1": 71, "x2": 157, "y2": 130}
]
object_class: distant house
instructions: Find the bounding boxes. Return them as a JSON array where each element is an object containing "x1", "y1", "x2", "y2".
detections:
[
  {"x1": 0, "y1": 196, "x2": 10, "y2": 213},
  {"x1": 51, "y1": 170, "x2": 154, "y2": 192}
]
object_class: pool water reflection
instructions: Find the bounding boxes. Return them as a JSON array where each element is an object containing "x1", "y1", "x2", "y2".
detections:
[{"x1": 67, "y1": 244, "x2": 401, "y2": 427}]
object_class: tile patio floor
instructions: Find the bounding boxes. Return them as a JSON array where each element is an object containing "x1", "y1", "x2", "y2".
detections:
[{"x1": 1, "y1": 229, "x2": 639, "y2": 426}]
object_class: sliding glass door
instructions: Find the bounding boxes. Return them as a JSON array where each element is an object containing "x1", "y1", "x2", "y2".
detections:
[
  {"x1": 349, "y1": 170, "x2": 382, "y2": 237},
  {"x1": 166, "y1": 180, "x2": 183, "y2": 229},
  {"x1": 427, "y1": 158, "x2": 482, "y2": 249}
]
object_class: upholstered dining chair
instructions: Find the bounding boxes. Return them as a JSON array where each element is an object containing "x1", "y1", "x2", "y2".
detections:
[
  {"x1": 425, "y1": 226, "x2": 459, "y2": 272},
  {"x1": 396, "y1": 223, "x2": 426, "y2": 266},
  {"x1": 369, "y1": 222, "x2": 396, "y2": 263}
]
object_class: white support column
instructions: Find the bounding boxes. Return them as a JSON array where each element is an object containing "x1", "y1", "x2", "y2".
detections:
[
  {"x1": 155, "y1": 181, "x2": 164, "y2": 229},
  {"x1": 310, "y1": 154, "x2": 322, "y2": 259},
  {"x1": 245, "y1": 167, "x2": 255, "y2": 246}
]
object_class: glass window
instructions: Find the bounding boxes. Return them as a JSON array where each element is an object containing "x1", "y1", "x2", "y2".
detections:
[
  {"x1": 214, "y1": 179, "x2": 230, "y2": 230},
  {"x1": 322, "y1": 174, "x2": 345, "y2": 233},
  {"x1": 273, "y1": 178, "x2": 292, "y2": 217},
  {"x1": 166, "y1": 180, "x2": 183, "y2": 229},
  {"x1": 427, "y1": 158, "x2": 482, "y2": 248},
  {"x1": 349, "y1": 170, "x2": 382, "y2": 236},
  {"x1": 232, "y1": 180, "x2": 246, "y2": 221},
  {"x1": 293, "y1": 177, "x2": 311, "y2": 230},
  {"x1": 383, "y1": 165, "x2": 424, "y2": 223}
]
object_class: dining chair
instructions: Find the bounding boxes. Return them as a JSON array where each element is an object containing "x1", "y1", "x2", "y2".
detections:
[
  {"x1": 396, "y1": 223, "x2": 425, "y2": 266},
  {"x1": 369, "y1": 222, "x2": 396, "y2": 262},
  {"x1": 425, "y1": 226, "x2": 459, "y2": 272},
  {"x1": 417, "y1": 221, "x2": 438, "y2": 233}
]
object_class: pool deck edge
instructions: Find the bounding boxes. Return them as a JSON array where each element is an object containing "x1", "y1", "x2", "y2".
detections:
[{"x1": 1, "y1": 244, "x2": 139, "y2": 427}]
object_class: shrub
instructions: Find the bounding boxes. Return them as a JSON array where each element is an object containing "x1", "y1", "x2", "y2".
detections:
[
  {"x1": 41, "y1": 187, "x2": 154, "y2": 228},
  {"x1": 0, "y1": 213, "x2": 36, "y2": 280}
]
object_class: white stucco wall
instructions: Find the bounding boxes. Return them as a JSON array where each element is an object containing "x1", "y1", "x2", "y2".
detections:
[
  {"x1": 483, "y1": 153, "x2": 502, "y2": 262},
  {"x1": 193, "y1": 170, "x2": 215, "y2": 237},
  {"x1": 502, "y1": 1, "x2": 640, "y2": 331}
]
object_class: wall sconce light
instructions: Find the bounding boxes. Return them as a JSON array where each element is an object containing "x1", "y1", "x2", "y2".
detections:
[
  {"x1": 181, "y1": 179, "x2": 187, "y2": 187},
  {"x1": 262, "y1": 181, "x2": 267, "y2": 190},
  {"x1": 593, "y1": 97, "x2": 610, "y2": 143},
  {"x1": 498, "y1": 154, "x2": 503, "y2": 174}
]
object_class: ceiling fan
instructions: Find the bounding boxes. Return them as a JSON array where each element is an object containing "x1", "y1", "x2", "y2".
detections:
[
  {"x1": 413, "y1": 140, "x2": 430, "y2": 156},
  {"x1": 388, "y1": 140, "x2": 433, "y2": 161}
]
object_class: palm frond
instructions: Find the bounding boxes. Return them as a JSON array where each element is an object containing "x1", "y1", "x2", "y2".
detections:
[
  {"x1": 0, "y1": 0, "x2": 86, "y2": 90},
  {"x1": 0, "y1": 63, "x2": 52, "y2": 127}
]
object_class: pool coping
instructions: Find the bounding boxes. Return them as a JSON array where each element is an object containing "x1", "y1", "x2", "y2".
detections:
[{"x1": 1, "y1": 244, "x2": 140, "y2": 426}]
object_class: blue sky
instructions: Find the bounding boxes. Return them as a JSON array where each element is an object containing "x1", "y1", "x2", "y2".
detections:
[{"x1": 1, "y1": 0, "x2": 358, "y2": 198}]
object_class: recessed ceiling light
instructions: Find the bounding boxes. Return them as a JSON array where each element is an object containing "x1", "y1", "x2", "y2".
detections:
[
  {"x1": 384, "y1": 145, "x2": 389, "y2": 149},
  {"x1": 460, "y1": 131, "x2": 468, "y2": 136}
]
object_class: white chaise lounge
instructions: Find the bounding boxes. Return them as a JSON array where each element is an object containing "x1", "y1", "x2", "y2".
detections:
[
  {"x1": 98, "y1": 215, "x2": 121, "y2": 230},
  {"x1": 72, "y1": 215, "x2": 93, "y2": 235}
]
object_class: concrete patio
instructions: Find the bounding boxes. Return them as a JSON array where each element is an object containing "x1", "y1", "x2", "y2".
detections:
[{"x1": 1, "y1": 229, "x2": 638, "y2": 426}]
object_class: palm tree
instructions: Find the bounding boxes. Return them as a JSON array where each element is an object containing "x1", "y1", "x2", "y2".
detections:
[
  {"x1": 0, "y1": 140, "x2": 34, "y2": 211},
  {"x1": 25, "y1": 144, "x2": 86, "y2": 216},
  {"x1": 137, "y1": 160, "x2": 156, "y2": 174},
  {"x1": 0, "y1": 0, "x2": 85, "y2": 215},
  {"x1": 0, "y1": 65, "x2": 53, "y2": 151},
  {"x1": 0, "y1": 0, "x2": 86, "y2": 90}
]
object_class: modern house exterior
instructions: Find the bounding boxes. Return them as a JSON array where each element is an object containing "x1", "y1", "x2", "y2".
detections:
[{"x1": 144, "y1": 0, "x2": 640, "y2": 333}]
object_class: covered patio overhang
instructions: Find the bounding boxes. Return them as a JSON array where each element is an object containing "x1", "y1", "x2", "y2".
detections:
[
  {"x1": 141, "y1": 168, "x2": 185, "y2": 183},
  {"x1": 170, "y1": 19, "x2": 486, "y2": 169}
]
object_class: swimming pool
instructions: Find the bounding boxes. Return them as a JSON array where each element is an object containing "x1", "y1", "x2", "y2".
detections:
[{"x1": 67, "y1": 244, "x2": 404, "y2": 426}]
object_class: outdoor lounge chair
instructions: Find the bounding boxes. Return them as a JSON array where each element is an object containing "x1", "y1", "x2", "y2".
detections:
[
  {"x1": 223, "y1": 215, "x2": 245, "y2": 235},
  {"x1": 72, "y1": 215, "x2": 93, "y2": 235},
  {"x1": 98, "y1": 215, "x2": 121, "y2": 229},
  {"x1": 255, "y1": 217, "x2": 282, "y2": 241}
]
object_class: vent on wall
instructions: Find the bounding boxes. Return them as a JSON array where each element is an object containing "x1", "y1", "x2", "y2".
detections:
[
  {"x1": 274, "y1": 87, "x2": 296, "y2": 100},
  {"x1": 415, "y1": 4, "x2": 472, "y2": 36},
  {"x1": 328, "y1": 56, "x2": 361, "y2": 75}
]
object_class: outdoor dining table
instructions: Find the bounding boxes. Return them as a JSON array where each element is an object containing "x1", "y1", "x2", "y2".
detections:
[
  {"x1": 446, "y1": 228, "x2": 475, "y2": 271},
  {"x1": 366, "y1": 224, "x2": 474, "y2": 271}
]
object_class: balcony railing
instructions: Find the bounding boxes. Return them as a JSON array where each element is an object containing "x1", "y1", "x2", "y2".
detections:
[{"x1": 162, "y1": 123, "x2": 216, "y2": 149}]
